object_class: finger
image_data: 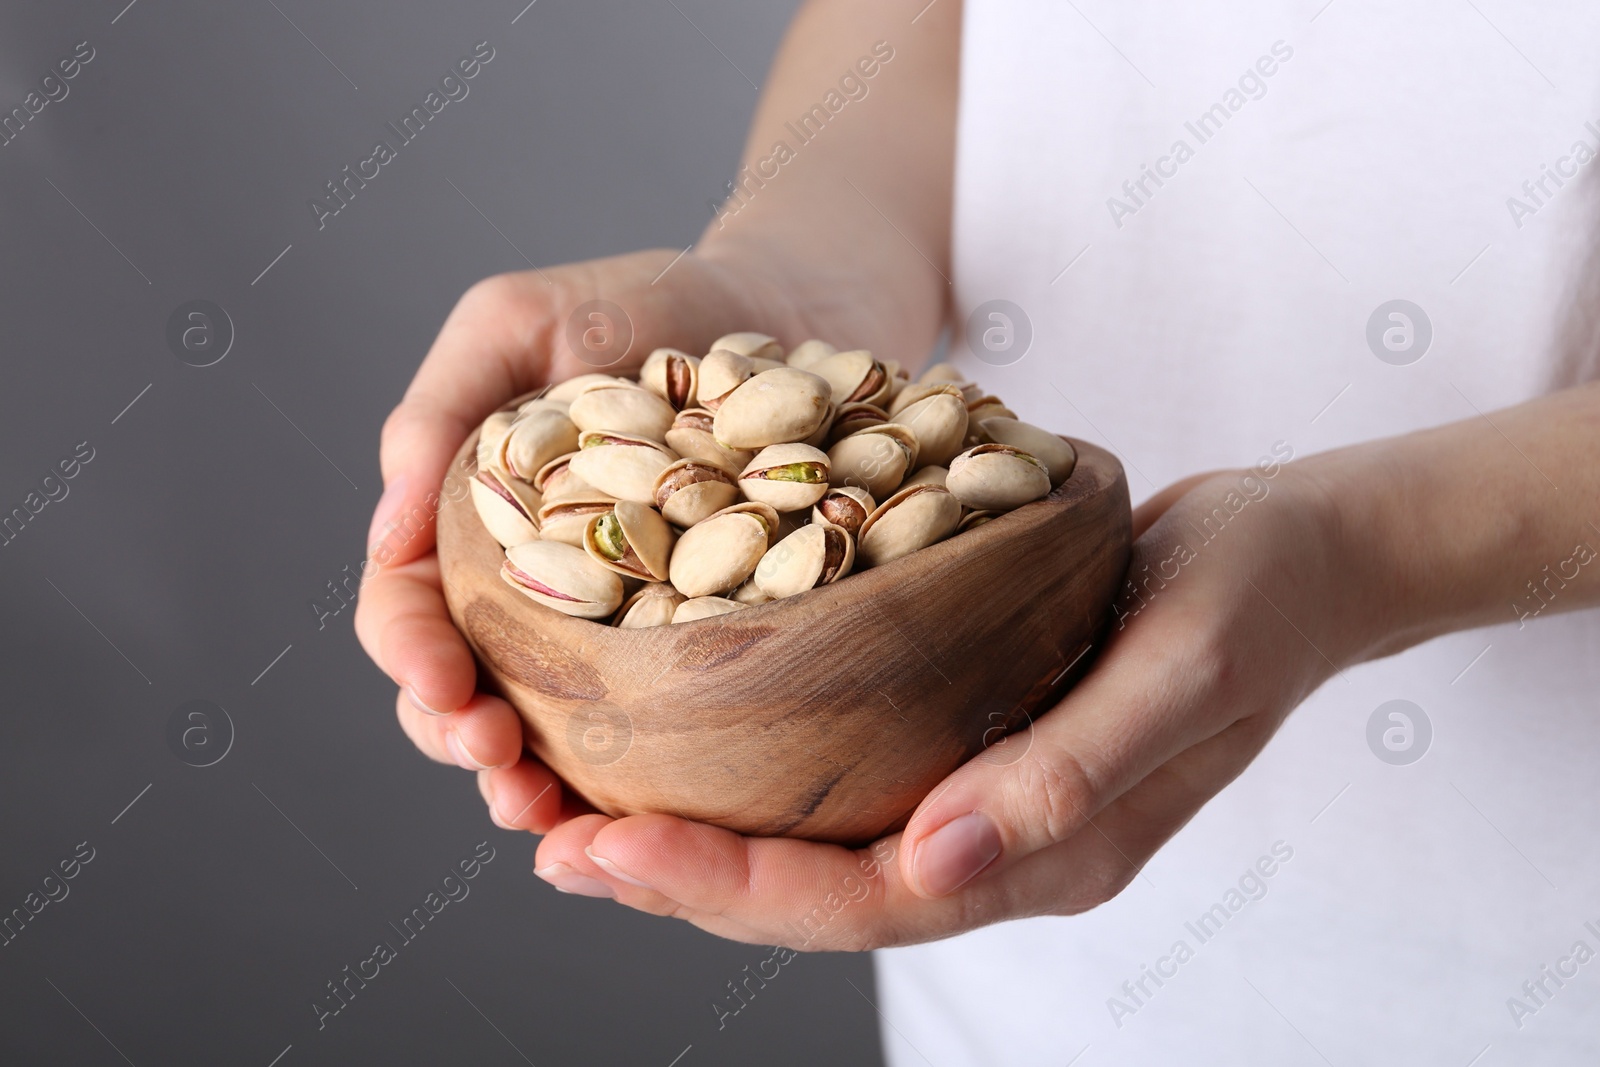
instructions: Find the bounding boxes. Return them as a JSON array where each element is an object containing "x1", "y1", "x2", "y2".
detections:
[
  {"x1": 531, "y1": 814, "x2": 624, "y2": 899},
  {"x1": 393, "y1": 689, "x2": 524, "y2": 771},
  {"x1": 480, "y1": 758, "x2": 566, "y2": 832},
  {"x1": 354, "y1": 556, "x2": 476, "y2": 716},
  {"x1": 1131, "y1": 470, "x2": 1224, "y2": 539}
]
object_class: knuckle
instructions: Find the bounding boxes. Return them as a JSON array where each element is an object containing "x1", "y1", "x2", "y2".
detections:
[{"x1": 1014, "y1": 742, "x2": 1103, "y2": 847}]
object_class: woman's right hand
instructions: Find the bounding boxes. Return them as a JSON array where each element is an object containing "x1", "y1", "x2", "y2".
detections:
[{"x1": 352, "y1": 245, "x2": 883, "y2": 835}]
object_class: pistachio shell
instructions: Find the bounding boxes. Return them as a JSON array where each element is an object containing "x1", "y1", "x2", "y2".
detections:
[
  {"x1": 567, "y1": 381, "x2": 676, "y2": 442},
  {"x1": 754, "y1": 522, "x2": 855, "y2": 600},
  {"x1": 786, "y1": 339, "x2": 836, "y2": 370},
  {"x1": 902, "y1": 465, "x2": 948, "y2": 489},
  {"x1": 533, "y1": 451, "x2": 602, "y2": 502},
  {"x1": 800, "y1": 401, "x2": 837, "y2": 449},
  {"x1": 856, "y1": 484, "x2": 962, "y2": 568},
  {"x1": 826, "y1": 401, "x2": 889, "y2": 445},
  {"x1": 965, "y1": 396, "x2": 1017, "y2": 438},
  {"x1": 712, "y1": 368, "x2": 833, "y2": 449},
  {"x1": 730, "y1": 578, "x2": 775, "y2": 605},
  {"x1": 698, "y1": 349, "x2": 754, "y2": 410},
  {"x1": 652, "y1": 458, "x2": 740, "y2": 527},
  {"x1": 500, "y1": 408, "x2": 580, "y2": 481},
  {"x1": 917, "y1": 363, "x2": 971, "y2": 387},
  {"x1": 978, "y1": 417, "x2": 1077, "y2": 487},
  {"x1": 672, "y1": 596, "x2": 748, "y2": 624},
  {"x1": 567, "y1": 431, "x2": 679, "y2": 503},
  {"x1": 613, "y1": 582, "x2": 685, "y2": 628},
  {"x1": 546, "y1": 374, "x2": 624, "y2": 403},
  {"x1": 957, "y1": 509, "x2": 1000, "y2": 533},
  {"x1": 639, "y1": 348, "x2": 700, "y2": 410},
  {"x1": 811, "y1": 485, "x2": 875, "y2": 536},
  {"x1": 663, "y1": 408, "x2": 754, "y2": 476},
  {"x1": 535, "y1": 495, "x2": 618, "y2": 547},
  {"x1": 826, "y1": 423, "x2": 918, "y2": 500},
  {"x1": 888, "y1": 381, "x2": 962, "y2": 418},
  {"x1": 470, "y1": 468, "x2": 542, "y2": 547},
  {"x1": 476, "y1": 411, "x2": 517, "y2": 470},
  {"x1": 947, "y1": 444, "x2": 1052, "y2": 511},
  {"x1": 515, "y1": 396, "x2": 570, "y2": 417},
  {"x1": 501, "y1": 541, "x2": 622, "y2": 619},
  {"x1": 710, "y1": 331, "x2": 783, "y2": 362},
  {"x1": 811, "y1": 349, "x2": 890, "y2": 406},
  {"x1": 738, "y1": 443, "x2": 831, "y2": 512},
  {"x1": 667, "y1": 501, "x2": 780, "y2": 597},
  {"x1": 582, "y1": 500, "x2": 676, "y2": 582},
  {"x1": 894, "y1": 391, "x2": 969, "y2": 468}
]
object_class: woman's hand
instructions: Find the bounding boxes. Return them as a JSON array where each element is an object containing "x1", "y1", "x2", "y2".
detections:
[{"x1": 524, "y1": 463, "x2": 1351, "y2": 936}]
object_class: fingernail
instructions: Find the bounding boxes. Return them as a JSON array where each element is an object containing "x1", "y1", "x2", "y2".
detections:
[
  {"x1": 367, "y1": 475, "x2": 408, "y2": 553},
  {"x1": 446, "y1": 731, "x2": 489, "y2": 771},
  {"x1": 913, "y1": 812, "x2": 1002, "y2": 897},
  {"x1": 535, "y1": 863, "x2": 616, "y2": 899},
  {"x1": 585, "y1": 848, "x2": 653, "y2": 890},
  {"x1": 406, "y1": 685, "x2": 449, "y2": 717}
]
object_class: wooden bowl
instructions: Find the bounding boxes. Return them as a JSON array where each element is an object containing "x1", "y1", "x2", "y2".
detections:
[{"x1": 438, "y1": 434, "x2": 1130, "y2": 844}]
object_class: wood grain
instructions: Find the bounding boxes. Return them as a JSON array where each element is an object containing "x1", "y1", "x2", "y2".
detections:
[{"x1": 438, "y1": 434, "x2": 1131, "y2": 844}]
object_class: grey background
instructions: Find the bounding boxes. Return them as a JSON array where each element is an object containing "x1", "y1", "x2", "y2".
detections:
[{"x1": 0, "y1": 1, "x2": 885, "y2": 1063}]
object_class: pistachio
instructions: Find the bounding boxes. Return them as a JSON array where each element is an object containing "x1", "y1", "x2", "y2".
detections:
[
  {"x1": 667, "y1": 501, "x2": 780, "y2": 597},
  {"x1": 856, "y1": 483, "x2": 962, "y2": 567},
  {"x1": 567, "y1": 431, "x2": 679, "y2": 503},
  {"x1": 738, "y1": 443, "x2": 831, "y2": 512},
  {"x1": 917, "y1": 363, "x2": 971, "y2": 387},
  {"x1": 613, "y1": 582, "x2": 685, "y2": 628},
  {"x1": 786, "y1": 338, "x2": 836, "y2": 370},
  {"x1": 499, "y1": 407, "x2": 580, "y2": 481},
  {"x1": 754, "y1": 521, "x2": 855, "y2": 600},
  {"x1": 826, "y1": 423, "x2": 918, "y2": 500},
  {"x1": 663, "y1": 407, "x2": 755, "y2": 476},
  {"x1": 888, "y1": 381, "x2": 960, "y2": 418},
  {"x1": 672, "y1": 596, "x2": 748, "y2": 624},
  {"x1": 501, "y1": 541, "x2": 623, "y2": 619},
  {"x1": 811, "y1": 485, "x2": 875, "y2": 536},
  {"x1": 902, "y1": 464, "x2": 948, "y2": 489},
  {"x1": 536, "y1": 495, "x2": 619, "y2": 547},
  {"x1": 698, "y1": 349, "x2": 755, "y2": 410},
  {"x1": 799, "y1": 401, "x2": 837, "y2": 449},
  {"x1": 582, "y1": 500, "x2": 676, "y2": 582},
  {"x1": 947, "y1": 443, "x2": 1052, "y2": 511},
  {"x1": 546, "y1": 373, "x2": 624, "y2": 403},
  {"x1": 965, "y1": 395, "x2": 1017, "y2": 436},
  {"x1": 470, "y1": 467, "x2": 542, "y2": 547},
  {"x1": 710, "y1": 331, "x2": 784, "y2": 362},
  {"x1": 515, "y1": 395, "x2": 570, "y2": 417},
  {"x1": 712, "y1": 368, "x2": 833, "y2": 449},
  {"x1": 957, "y1": 509, "x2": 1000, "y2": 533},
  {"x1": 533, "y1": 451, "x2": 601, "y2": 503},
  {"x1": 894, "y1": 389, "x2": 969, "y2": 468},
  {"x1": 811, "y1": 349, "x2": 890, "y2": 406},
  {"x1": 653, "y1": 458, "x2": 740, "y2": 527},
  {"x1": 826, "y1": 401, "x2": 889, "y2": 445},
  {"x1": 978, "y1": 417, "x2": 1077, "y2": 487},
  {"x1": 639, "y1": 348, "x2": 700, "y2": 410},
  {"x1": 476, "y1": 410, "x2": 517, "y2": 471},
  {"x1": 567, "y1": 380, "x2": 677, "y2": 442},
  {"x1": 730, "y1": 577, "x2": 775, "y2": 605}
]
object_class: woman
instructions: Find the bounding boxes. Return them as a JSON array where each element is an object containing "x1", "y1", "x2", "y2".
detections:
[{"x1": 355, "y1": 1, "x2": 1600, "y2": 1061}]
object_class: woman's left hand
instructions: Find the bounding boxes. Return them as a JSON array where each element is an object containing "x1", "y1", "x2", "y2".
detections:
[{"x1": 518, "y1": 461, "x2": 1360, "y2": 946}]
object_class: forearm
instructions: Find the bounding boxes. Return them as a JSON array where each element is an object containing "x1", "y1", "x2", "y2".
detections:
[
  {"x1": 696, "y1": 0, "x2": 961, "y2": 367},
  {"x1": 1306, "y1": 381, "x2": 1600, "y2": 664}
]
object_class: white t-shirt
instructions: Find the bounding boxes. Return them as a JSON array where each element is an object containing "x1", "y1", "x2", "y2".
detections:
[{"x1": 878, "y1": 3, "x2": 1600, "y2": 1063}]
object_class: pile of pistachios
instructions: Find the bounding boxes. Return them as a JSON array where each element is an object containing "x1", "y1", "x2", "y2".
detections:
[{"x1": 470, "y1": 333, "x2": 1075, "y2": 625}]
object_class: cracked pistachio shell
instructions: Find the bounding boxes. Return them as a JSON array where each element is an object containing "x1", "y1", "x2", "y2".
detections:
[
  {"x1": 582, "y1": 500, "x2": 676, "y2": 582},
  {"x1": 613, "y1": 583, "x2": 685, "y2": 628},
  {"x1": 893, "y1": 390, "x2": 969, "y2": 468},
  {"x1": 712, "y1": 368, "x2": 833, "y2": 449},
  {"x1": 965, "y1": 396, "x2": 1017, "y2": 438},
  {"x1": 639, "y1": 348, "x2": 700, "y2": 410},
  {"x1": 567, "y1": 431, "x2": 678, "y2": 504},
  {"x1": 663, "y1": 408, "x2": 753, "y2": 476},
  {"x1": 672, "y1": 596, "x2": 748, "y2": 624},
  {"x1": 738, "y1": 443, "x2": 831, "y2": 512},
  {"x1": 730, "y1": 578, "x2": 774, "y2": 605},
  {"x1": 811, "y1": 349, "x2": 890, "y2": 407},
  {"x1": 958, "y1": 509, "x2": 1000, "y2": 533},
  {"x1": 786, "y1": 339, "x2": 836, "y2": 370},
  {"x1": 710, "y1": 331, "x2": 784, "y2": 362},
  {"x1": 500, "y1": 408, "x2": 580, "y2": 481},
  {"x1": 882, "y1": 360, "x2": 911, "y2": 407},
  {"x1": 826, "y1": 401, "x2": 889, "y2": 446},
  {"x1": 947, "y1": 444, "x2": 1052, "y2": 511},
  {"x1": 698, "y1": 349, "x2": 754, "y2": 410},
  {"x1": 533, "y1": 451, "x2": 601, "y2": 503},
  {"x1": 476, "y1": 411, "x2": 517, "y2": 470},
  {"x1": 567, "y1": 381, "x2": 676, "y2": 442},
  {"x1": 667, "y1": 501, "x2": 780, "y2": 597},
  {"x1": 811, "y1": 485, "x2": 875, "y2": 536},
  {"x1": 501, "y1": 541, "x2": 623, "y2": 619},
  {"x1": 514, "y1": 396, "x2": 571, "y2": 418},
  {"x1": 888, "y1": 381, "x2": 962, "y2": 418},
  {"x1": 546, "y1": 374, "x2": 624, "y2": 403},
  {"x1": 903, "y1": 464, "x2": 948, "y2": 489},
  {"x1": 979, "y1": 417, "x2": 1077, "y2": 487},
  {"x1": 799, "y1": 401, "x2": 837, "y2": 450},
  {"x1": 826, "y1": 423, "x2": 919, "y2": 500},
  {"x1": 753, "y1": 521, "x2": 855, "y2": 601},
  {"x1": 536, "y1": 494, "x2": 618, "y2": 547},
  {"x1": 470, "y1": 468, "x2": 542, "y2": 547},
  {"x1": 652, "y1": 458, "x2": 740, "y2": 528},
  {"x1": 856, "y1": 483, "x2": 962, "y2": 568},
  {"x1": 918, "y1": 363, "x2": 971, "y2": 387}
]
